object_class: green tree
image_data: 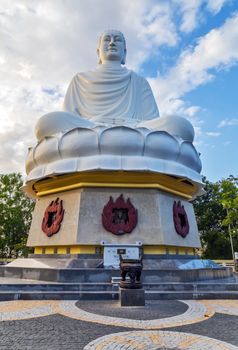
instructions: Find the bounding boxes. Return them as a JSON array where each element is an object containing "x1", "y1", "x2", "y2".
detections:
[
  {"x1": 0, "y1": 173, "x2": 34, "y2": 259},
  {"x1": 193, "y1": 176, "x2": 238, "y2": 259},
  {"x1": 219, "y1": 176, "x2": 238, "y2": 258}
]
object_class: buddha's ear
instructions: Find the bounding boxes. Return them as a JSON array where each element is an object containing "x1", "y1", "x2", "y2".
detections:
[
  {"x1": 121, "y1": 48, "x2": 127, "y2": 65},
  {"x1": 97, "y1": 48, "x2": 102, "y2": 64}
]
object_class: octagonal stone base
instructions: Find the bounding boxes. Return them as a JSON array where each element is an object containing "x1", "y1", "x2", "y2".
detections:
[{"x1": 27, "y1": 187, "x2": 201, "y2": 250}]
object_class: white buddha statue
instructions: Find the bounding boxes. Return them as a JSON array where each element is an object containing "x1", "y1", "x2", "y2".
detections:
[
  {"x1": 35, "y1": 29, "x2": 194, "y2": 143},
  {"x1": 63, "y1": 30, "x2": 160, "y2": 124}
]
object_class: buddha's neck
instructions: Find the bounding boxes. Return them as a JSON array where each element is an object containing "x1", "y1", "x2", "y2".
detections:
[{"x1": 100, "y1": 61, "x2": 124, "y2": 69}]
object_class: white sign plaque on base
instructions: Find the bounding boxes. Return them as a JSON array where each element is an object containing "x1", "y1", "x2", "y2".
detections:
[{"x1": 101, "y1": 242, "x2": 142, "y2": 268}]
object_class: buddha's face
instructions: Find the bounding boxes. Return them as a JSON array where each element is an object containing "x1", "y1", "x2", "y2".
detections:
[{"x1": 97, "y1": 30, "x2": 126, "y2": 65}]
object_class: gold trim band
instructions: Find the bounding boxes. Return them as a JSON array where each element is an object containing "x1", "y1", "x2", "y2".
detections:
[
  {"x1": 34, "y1": 171, "x2": 196, "y2": 199},
  {"x1": 37, "y1": 182, "x2": 192, "y2": 199}
]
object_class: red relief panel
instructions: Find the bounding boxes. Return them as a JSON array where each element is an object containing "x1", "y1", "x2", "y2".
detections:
[
  {"x1": 102, "y1": 194, "x2": 138, "y2": 235},
  {"x1": 41, "y1": 198, "x2": 65, "y2": 237},
  {"x1": 173, "y1": 200, "x2": 189, "y2": 238}
]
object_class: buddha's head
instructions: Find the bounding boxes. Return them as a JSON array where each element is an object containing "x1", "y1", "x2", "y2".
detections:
[{"x1": 97, "y1": 29, "x2": 127, "y2": 65}]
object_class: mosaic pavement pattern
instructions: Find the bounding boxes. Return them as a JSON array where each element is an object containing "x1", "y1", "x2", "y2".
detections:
[
  {"x1": 0, "y1": 299, "x2": 238, "y2": 349},
  {"x1": 59, "y1": 299, "x2": 213, "y2": 329},
  {"x1": 84, "y1": 330, "x2": 238, "y2": 350}
]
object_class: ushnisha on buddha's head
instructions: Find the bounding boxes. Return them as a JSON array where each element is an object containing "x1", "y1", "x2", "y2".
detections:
[{"x1": 97, "y1": 29, "x2": 127, "y2": 65}]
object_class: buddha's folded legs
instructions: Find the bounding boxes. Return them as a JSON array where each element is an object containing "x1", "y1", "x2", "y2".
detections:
[
  {"x1": 138, "y1": 115, "x2": 195, "y2": 142},
  {"x1": 35, "y1": 111, "x2": 95, "y2": 141}
]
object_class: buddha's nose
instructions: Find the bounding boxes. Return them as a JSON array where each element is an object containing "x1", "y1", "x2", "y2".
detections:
[{"x1": 109, "y1": 37, "x2": 115, "y2": 45}]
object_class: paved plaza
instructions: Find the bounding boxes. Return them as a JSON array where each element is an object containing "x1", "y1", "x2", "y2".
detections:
[{"x1": 0, "y1": 298, "x2": 237, "y2": 349}]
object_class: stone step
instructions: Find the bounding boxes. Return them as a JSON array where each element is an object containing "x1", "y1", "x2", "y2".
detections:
[
  {"x1": 146, "y1": 290, "x2": 238, "y2": 300},
  {"x1": 0, "y1": 283, "x2": 113, "y2": 292},
  {"x1": 114, "y1": 280, "x2": 238, "y2": 291},
  {"x1": 0, "y1": 289, "x2": 238, "y2": 301},
  {"x1": 0, "y1": 265, "x2": 233, "y2": 283},
  {"x1": 0, "y1": 282, "x2": 238, "y2": 292},
  {"x1": 0, "y1": 290, "x2": 119, "y2": 301},
  {"x1": 143, "y1": 283, "x2": 238, "y2": 291}
]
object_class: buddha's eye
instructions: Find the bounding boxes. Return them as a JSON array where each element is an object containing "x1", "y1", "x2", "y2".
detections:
[{"x1": 103, "y1": 36, "x2": 110, "y2": 41}]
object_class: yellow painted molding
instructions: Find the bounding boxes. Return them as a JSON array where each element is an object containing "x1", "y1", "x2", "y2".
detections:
[
  {"x1": 143, "y1": 246, "x2": 167, "y2": 254},
  {"x1": 168, "y1": 246, "x2": 177, "y2": 255},
  {"x1": 33, "y1": 171, "x2": 196, "y2": 200},
  {"x1": 34, "y1": 247, "x2": 43, "y2": 254},
  {"x1": 57, "y1": 247, "x2": 67, "y2": 254},
  {"x1": 33, "y1": 245, "x2": 101, "y2": 255},
  {"x1": 178, "y1": 247, "x2": 184, "y2": 255},
  {"x1": 143, "y1": 246, "x2": 196, "y2": 256},
  {"x1": 45, "y1": 247, "x2": 54, "y2": 254},
  {"x1": 33, "y1": 245, "x2": 197, "y2": 256},
  {"x1": 70, "y1": 245, "x2": 98, "y2": 254}
]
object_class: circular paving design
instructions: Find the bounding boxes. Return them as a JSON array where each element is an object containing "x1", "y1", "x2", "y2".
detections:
[
  {"x1": 0, "y1": 300, "x2": 58, "y2": 321},
  {"x1": 201, "y1": 300, "x2": 238, "y2": 316},
  {"x1": 75, "y1": 300, "x2": 188, "y2": 320},
  {"x1": 83, "y1": 330, "x2": 238, "y2": 349},
  {"x1": 0, "y1": 300, "x2": 238, "y2": 349},
  {"x1": 58, "y1": 300, "x2": 214, "y2": 329},
  {"x1": 2, "y1": 299, "x2": 238, "y2": 326}
]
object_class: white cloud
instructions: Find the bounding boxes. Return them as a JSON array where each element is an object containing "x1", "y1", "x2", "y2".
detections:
[
  {"x1": 139, "y1": 3, "x2": 178, "y2": 46},
  {"x1": 218, "y1": 118, "x2": 238, "y2": 127},
  {"x1": 149, "y1": 12, "x2": 238, "y2": 120},
  {"x1": 184, "y1": 106, "x2": 201, "y2": 117},
  {"x1": 223, "y1": 140, "x2": 231, "y2": 146},
  {"x1": 172, "y1": 0, "x2": 230, "y2": 33},
  {"x1": 206, "y1": 131, "x2": 221, "y2": 136},
  {"x1": 206, "y1": 0, "x2": 230, "y2": 14},
  {"x1": 173, "y1": 0, "x2": 203, "y2": 33},
  {"x1": 146, "y1": 12, "x2": 238, "y2": 144}
]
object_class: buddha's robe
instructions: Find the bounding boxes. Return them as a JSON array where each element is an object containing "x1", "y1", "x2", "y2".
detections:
[{"x1": 63, "y1": 65, "x2": 159, "y2": 124}]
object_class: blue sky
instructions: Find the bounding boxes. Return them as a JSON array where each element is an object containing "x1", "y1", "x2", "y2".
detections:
[{"x1": 0, "y1": 0, "x2": 237, "y2": 182}]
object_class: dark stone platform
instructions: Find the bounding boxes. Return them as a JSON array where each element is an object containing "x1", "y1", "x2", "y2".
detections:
[
  {"x1": 0, "y1": 254, "x2": 236, "y2": 300},
  {"x1": 0, "y1": 255, "x2": 233, "y2": 283},
  {"x1": 120, "y1": 288, "x2": 145, "y2": 306}
]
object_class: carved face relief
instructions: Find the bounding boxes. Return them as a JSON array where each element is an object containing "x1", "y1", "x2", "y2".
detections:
[{"x1": 97, "y1": 30, "x2": 126, "y2": 64}]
